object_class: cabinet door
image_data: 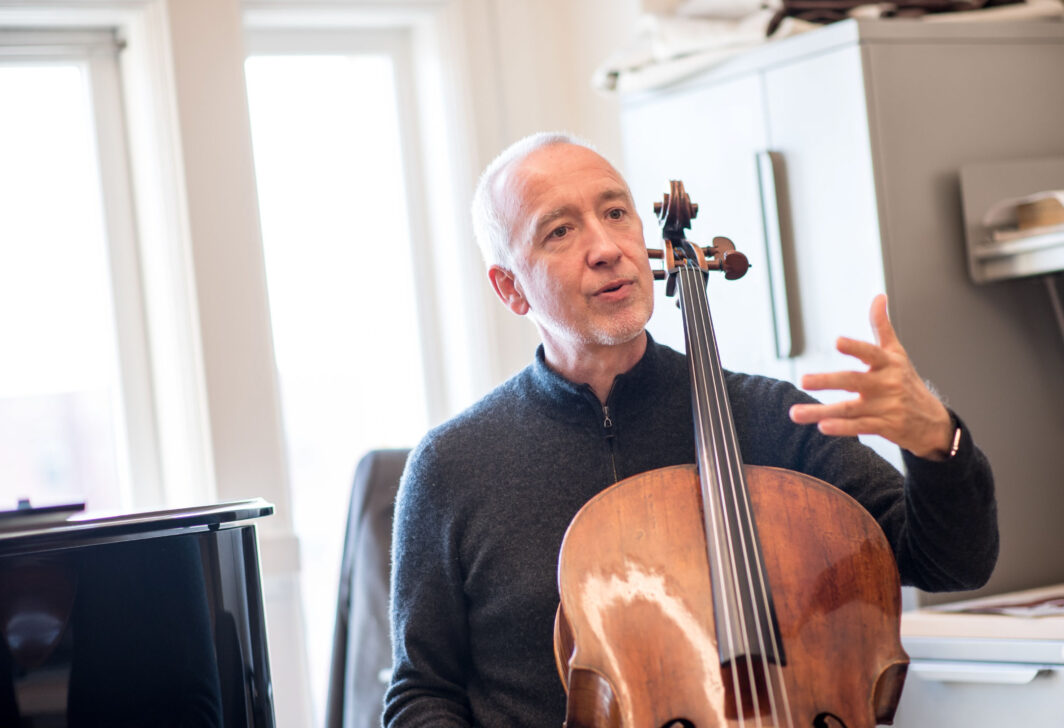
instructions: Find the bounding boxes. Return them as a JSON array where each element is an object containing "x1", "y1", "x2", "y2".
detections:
[
  {"x1": 761, "y1": 45, "x2": 899, "y2": 467},
  {"x1": 761, "y1": 44, "x2": 885, "y2": 374},
  {"x1": 893, "y1": 661, "x2": 1064, "y2": 728},
  {"x1": 762, "y1": 44, "x2": 886, "y2": 376},
  {"x1": 621, "y1": 74, "x2": 794, "y2": 383}
]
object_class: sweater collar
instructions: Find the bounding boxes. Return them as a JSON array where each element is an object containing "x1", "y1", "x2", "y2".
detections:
[{"x1": 525, "y1": 333, "x2": 668, "y2": 424}]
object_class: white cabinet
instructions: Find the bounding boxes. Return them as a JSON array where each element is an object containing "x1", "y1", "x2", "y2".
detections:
[
  {"x1": 622, "y1": 72, "x2": 793, "y2": 382},
  {"x1": 619, "y1": 16, "x2": 1064, "y2": 616},
  {"x1": 897, "y1": 585, "x2": 1064, "y2": 726},
  {"x1": 896, "y1": 654, "x2": 1064, "y2": 726},
  {"x1": 621, "y1": 22, "x2": 896, "y2": 464},
  {"x1": 759, "y1": 43, "x2": 886, "y2": 389}
]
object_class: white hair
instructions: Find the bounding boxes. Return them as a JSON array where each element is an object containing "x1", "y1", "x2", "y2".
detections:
[{"x1": 470, "y1": 131, "x2": 597, "y2": 269}]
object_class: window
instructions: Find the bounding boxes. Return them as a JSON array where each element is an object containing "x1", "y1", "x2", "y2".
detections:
[
  {"x1": 245, "y1": 30, "x2": 432, "y2": 722},
  {"x1": 0, "y1": 31, "x2": 158, "y2": 512}
]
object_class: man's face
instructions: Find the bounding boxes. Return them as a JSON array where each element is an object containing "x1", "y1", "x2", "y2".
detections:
[{"x1": 489, "y1": 144, "x2": 655, "y2": 361}]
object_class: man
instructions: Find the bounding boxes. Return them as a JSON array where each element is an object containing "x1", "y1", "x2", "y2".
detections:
[{"x1": 383, "y1": 132, "x2": 997, "y2": 727}]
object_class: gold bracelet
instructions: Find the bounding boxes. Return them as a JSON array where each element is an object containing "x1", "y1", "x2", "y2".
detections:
[{"x1": 948, "y1": 421, "x2": 962, "y2": 458}]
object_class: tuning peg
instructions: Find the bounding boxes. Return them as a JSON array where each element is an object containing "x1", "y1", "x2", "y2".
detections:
[
  {"x1": 698, "y1": 235, "x2": 750, "y2": 280},
  {"x1": 647, "y1": 248, "x2": 664, "y2": 259},
  {"x1": 653, "y1": 193, "x2": 671, "y2": 218},
  {"x1": 721, "y1": 250, "x2": 750, "y2": 280},
  {"x1": 653, "y1": 270, "x2": 667, "y2": 281}
]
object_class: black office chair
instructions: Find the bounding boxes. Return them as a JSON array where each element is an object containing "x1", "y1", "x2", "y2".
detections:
[{"x1": 325, "y1": 448, "x2": 410, "y2": 728}]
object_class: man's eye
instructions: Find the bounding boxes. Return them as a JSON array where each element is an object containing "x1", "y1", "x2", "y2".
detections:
[
  {"x1": 549, "y1": 226, "x2": 568, "y2": 239},
  {"x1": 607, "y1": 208, "x2": 626, "y2": 220}
]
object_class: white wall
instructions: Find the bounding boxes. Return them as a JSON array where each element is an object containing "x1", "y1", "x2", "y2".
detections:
[{"x1": 458, "y1": 0, "x2": 643, "y2": 383}]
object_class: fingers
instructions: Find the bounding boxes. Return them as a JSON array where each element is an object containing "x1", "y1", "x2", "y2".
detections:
[
  {"x1": 869, "y1": 293, "x2": 900, "y2": 350},
  {"x1": 789, "y1": 401, "x2": 883, "y2": 437},
  {"x1": 789, "y1": 293, "x2": 952, "y2": 455},
  {"x1": 789, "y1": 400, "x2": 859, "y2": 424},
  {"x1": 834, "y1": 336, "x2": 889, "y2": 367},
  {"x1": 809, "y1": 416, "x2": 879, "y2": 438},
  {"x1": 799, "y1": 370, "x2": 867, "y2": 393},
  {"x1": 803, "y1": 296, "x2": 899, "y2": 389}
]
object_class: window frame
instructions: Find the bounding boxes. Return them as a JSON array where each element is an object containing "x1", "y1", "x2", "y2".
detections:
[
  {"x1": 0, "y1": 28, "x2": 164, "y2": 508},
  {"x1": 242, "y1": 28, "x2": 452, "y2": 723},
  {"x1": 244, "y1": 2, "x2": 501, "y2": 424},
  {"x1": 243, "y1": 26, "x2": 447, "y2": 423}
]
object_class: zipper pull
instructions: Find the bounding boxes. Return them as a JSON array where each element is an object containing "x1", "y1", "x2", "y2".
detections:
[{"x1": 602, "y1": 406, "x2": 615, "y2": 439}]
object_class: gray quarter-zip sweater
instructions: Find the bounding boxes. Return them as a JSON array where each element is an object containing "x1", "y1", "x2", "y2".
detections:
[{"x1": 384, "y1": 337, "x2": 997, "y2": 728}]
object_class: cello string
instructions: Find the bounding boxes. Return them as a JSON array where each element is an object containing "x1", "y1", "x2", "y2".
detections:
[
  {"x1": 678, "y1": 262, "x2": 751, "y2": 726},
  {"x1": 679, "y1": 264, "x2": 748, "y2": 726},
  {"x1": 688, "y1": 264, "x2": 790, "y2": 728},
  {"x1": 666, "y1": 195, "x2": 751, "y2": 723},
  {"x1": 680, "y1": 262, "x2": 766, "y2": 726},
  {"x1": 681, "y1": 265, "x2": 772, "y2": 727},
  {"x1": 684, "y1": 262, "x2": 794, "y2": 727},
  {"x1": 690, "y1": 263, "x2": 794, "y2": 727},
  {"x1": 685, "y1": 266, "x2": 795, "y2": 728},
  {"x1": 688, "y1": 265, "x2": 794, "y2": 728},
  {"x1": 680, "y1": 265, "x2": 756, "y2": 717}
]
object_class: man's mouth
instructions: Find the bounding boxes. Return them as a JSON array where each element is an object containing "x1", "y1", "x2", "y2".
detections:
[{"x1": 596, "y1": 280, "x2": 629, "y2": 296}]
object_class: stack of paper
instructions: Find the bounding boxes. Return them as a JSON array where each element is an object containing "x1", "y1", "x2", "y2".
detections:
[
  {"x1": 903, "y1": 583, "x2": 1064, "y2": 640},
  {"x1": 983, "y1": 189, "x2": 1064, "y2": 244}
]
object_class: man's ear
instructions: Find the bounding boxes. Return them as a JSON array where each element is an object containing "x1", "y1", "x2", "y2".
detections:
[{"x1": 488, "y1": 265, "x2": 530, "y2": 316}]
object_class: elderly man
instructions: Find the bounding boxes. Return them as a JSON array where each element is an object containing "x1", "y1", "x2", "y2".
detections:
[{"x1": 382, "y1": 132, "x2": 997, "y2": 727}]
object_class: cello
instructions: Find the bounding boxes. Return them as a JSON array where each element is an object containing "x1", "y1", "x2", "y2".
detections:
[{"x1": 553, "y1": 181, "x2": 908, "y2": 728}]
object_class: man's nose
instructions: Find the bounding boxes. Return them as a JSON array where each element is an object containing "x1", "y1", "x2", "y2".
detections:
[{"x1": 585, "y1": 220, "x2": 623, "y2": 266}]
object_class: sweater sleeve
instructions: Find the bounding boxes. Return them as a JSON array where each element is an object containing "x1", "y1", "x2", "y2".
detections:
[
  {"x1": 728, "y1": 373, "x2": 999, "y2": 593},
  {"x1": 894, "y1": 412, "x2": 999, "y2": 592},
  {"x1": 383, "y1": 439, "x2": 474, "y2": 728}
]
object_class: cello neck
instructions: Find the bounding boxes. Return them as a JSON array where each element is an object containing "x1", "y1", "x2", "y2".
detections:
[
  {"x1": 654, "y1": 174, "x2": 784, "y2": 676},
  {"x1": 675, "y1": 260, "x2": 743, "y2": 514},
  {"x1": 674, "y1": 260, "x2": 783, "y2": 670}
]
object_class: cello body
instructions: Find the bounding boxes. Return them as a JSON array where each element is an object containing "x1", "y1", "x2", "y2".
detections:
[{"x1": 554, "y1": 463, "x2": 908, "y2": 728}]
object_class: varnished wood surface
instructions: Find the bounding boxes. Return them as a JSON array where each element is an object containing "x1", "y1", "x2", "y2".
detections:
[{"x1": 556, "y1": 464, "x2": 907, "y2": 728}]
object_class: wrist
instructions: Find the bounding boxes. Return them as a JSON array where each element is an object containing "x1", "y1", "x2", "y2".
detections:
[{"x1": 919, "y1": 411, "x2": 962, "y2": 462}]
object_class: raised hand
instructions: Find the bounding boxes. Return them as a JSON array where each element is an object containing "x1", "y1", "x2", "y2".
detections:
[{"x1": 788, "y1": 294, "x2": 955, "y2": 460}]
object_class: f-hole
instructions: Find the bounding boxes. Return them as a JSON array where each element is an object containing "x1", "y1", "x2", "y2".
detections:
[
  {"x1": 814, "y1": 712, "x2": 848, "y2": 728},
  {"x1": 660, "y1": 721, "x2": 695, "y2": 728}
]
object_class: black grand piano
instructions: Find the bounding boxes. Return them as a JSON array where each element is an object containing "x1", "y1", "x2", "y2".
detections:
[{"x1": 0, "y1": 499, "x2": 276, "y2": 727}]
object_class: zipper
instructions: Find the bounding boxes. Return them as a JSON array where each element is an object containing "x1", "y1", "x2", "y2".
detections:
[{"x1": 602, "y1": 404, "x2": 619, "y2": 483}]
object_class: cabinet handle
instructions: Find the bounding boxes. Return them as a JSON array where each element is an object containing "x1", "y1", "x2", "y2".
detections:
[
  {"x1": 756, "y1": 150, "x2": 798, "y2": 359},
  {"x1": 910, "y1": 659, "x2": 1050, "y2": 685}
]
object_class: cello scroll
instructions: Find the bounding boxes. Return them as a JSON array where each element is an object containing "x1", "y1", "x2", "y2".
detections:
[{"x1": 647, "y1": 180, "x2": 750, "y2": 297}]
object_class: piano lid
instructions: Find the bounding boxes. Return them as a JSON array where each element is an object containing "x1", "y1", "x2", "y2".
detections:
[{"x1": 0, "y1": 498, "x2": 274, "y2": 556}]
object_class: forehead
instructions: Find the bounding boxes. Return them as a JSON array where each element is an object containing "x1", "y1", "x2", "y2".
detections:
[
  {"x1": 516, "y1": 143, "x2": 621, "y2": 180},
  {"x1": 497, "y1": 144, "x2": 631, "y2": 225}
]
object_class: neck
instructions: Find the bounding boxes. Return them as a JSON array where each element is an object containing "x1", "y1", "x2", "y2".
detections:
[{"x1": 542, "y1": 331, "x2": 648, "y2": 404}]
